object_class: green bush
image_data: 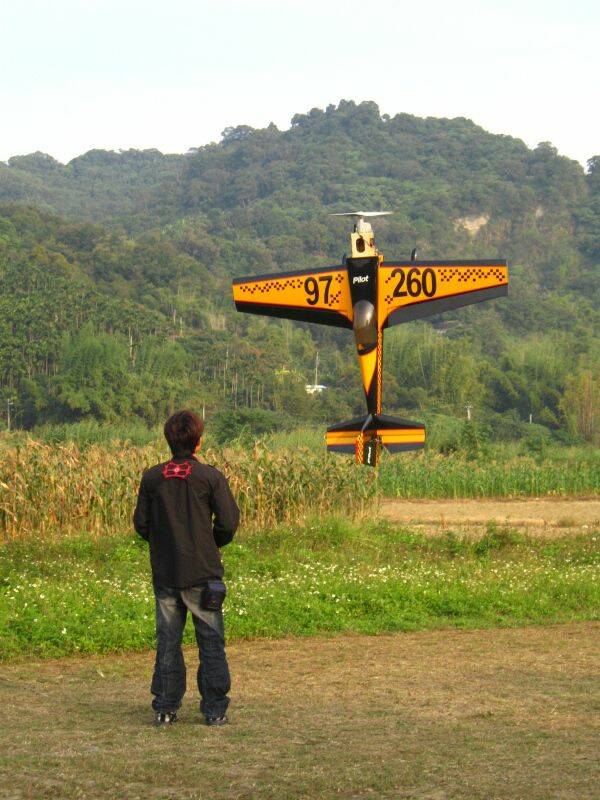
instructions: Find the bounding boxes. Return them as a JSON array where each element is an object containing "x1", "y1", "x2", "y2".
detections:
[
  {"x1": 32, "y1": 420, "x2": 161, "y2": 447},
  {"x1": 521, "y1": 424, "x2": 552, "y2": 456},
  {"x1": 209, "y1": 407, "x2": 285, "y2": 445}
]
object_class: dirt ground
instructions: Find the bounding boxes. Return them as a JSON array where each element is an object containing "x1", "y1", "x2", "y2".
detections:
[
  {"x1": 381, "y1": 498, "x2": 600, "y2": 535},
  {"x1": 1, "y1": 623, "x2": 598, "y2": 799}
]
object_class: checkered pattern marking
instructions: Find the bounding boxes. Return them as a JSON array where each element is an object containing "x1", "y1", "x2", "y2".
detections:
[
  {"x1": 355, "y1": 431, "x2": 364, "y2": 465},
  {"x1": 238, "y1": 272, "x2": 345, "y2": 307},
  {"x1": 238, "y1": 277, "x2": 305, "y2": 295},
  {"x1": 376, "y1": 329, "x2": 383, "y2": 414},
  {"x1": 437, "y1": 267, "x2": 506, "y2": 284}
]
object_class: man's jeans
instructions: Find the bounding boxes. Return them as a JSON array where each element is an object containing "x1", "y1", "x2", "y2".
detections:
[{"x1": 151, "y1": 584, "x2": 231, "y2": 719}]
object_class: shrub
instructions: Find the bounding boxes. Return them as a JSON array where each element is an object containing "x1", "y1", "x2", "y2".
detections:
[{"x1": 209, "y1": 407, "x2": 284, "y2": 445}]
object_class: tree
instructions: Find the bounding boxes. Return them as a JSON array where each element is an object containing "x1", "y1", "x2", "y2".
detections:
[
  {"x1": 560, "y1": 369, "x2": 599, "y2": 443},
  {"x1": 49, "y1": 327, "x2": 134, "y2": 421}
]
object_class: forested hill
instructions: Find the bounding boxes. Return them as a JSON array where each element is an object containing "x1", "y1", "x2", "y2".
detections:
[
  {"x1": 0, "y1": 101, "x2": 598, "y2": 442},
  {"x1": 0, "y1": 149, "x2": 183, "y2": 225}
]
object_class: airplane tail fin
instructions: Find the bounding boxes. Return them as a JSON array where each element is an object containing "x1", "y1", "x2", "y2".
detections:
[{"x1": 326, "y1": 413, "x2": 425, "y2": 467}]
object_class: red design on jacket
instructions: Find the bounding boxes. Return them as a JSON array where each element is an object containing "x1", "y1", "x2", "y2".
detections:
[{"x1": 162, "y1": 460, "x2": 193, "y2": 480}]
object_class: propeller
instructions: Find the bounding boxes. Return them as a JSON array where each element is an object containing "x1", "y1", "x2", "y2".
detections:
[
  {"x1": 331, "y1": 211, "x2": 392, "y2": 235},
  {"x1": 331, "y1": 211, "x2": 392, "y2": 218}
]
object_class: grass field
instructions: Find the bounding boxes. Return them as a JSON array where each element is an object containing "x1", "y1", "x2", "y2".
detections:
[
  {"x1": 0, "y1": 428, "x2": 598, "y2": 798},
  {"x1": 0, "y1": 428, "x2": 597, "y2": 798},
  {"x1": 1, "y1": 515, "x2": 598, "y2": 661},
  {"x1": 1, "y1": 623, "x2": 598, "y2": 799}
]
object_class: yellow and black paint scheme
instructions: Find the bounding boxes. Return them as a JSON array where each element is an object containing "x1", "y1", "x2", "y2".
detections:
[{"x1": 232, "y1": 225, "x2": 508, "y2": 466}]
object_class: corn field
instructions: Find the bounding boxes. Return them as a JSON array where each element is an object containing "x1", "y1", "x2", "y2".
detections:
[
  {"x1": 0, "y1": 439, "x2": 376, "y2": 541},
  {"x1": 378, "y1": 450, "x2": 600, "y2": 498},
  {"x1": 0, "y1": 438, "x2": 597, "y2": 542}
]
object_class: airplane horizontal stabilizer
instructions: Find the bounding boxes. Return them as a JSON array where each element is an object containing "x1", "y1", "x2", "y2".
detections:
[{"x1": 326, "y1": 413, "x2": 425, "y2": 466}]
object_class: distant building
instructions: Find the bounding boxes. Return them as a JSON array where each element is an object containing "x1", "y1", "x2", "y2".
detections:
[{"x1": 305, "y1": 384, "x2": 327, "y2": 395}]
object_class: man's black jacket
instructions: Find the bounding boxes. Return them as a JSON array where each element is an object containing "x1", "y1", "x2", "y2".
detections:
[{"x1": 133, "y1": 453, "x2": 239, "y2": 588}]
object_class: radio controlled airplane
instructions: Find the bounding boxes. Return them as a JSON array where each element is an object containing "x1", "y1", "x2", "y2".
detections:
[{"x1": 232, "y1": 213, "x2": 508, "y2": 466}]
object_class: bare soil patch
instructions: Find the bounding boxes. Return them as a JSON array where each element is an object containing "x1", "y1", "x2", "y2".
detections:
[
  {"x1": 0, "y1": 623, "x2": 598, "y2": 799},
  {"x1": 381, "y1": 498, "x2": 600, "y2": 535}
]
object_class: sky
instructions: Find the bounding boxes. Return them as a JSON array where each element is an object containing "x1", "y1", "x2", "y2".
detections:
[{"x1": 1, "y1": 0, "x2": 598, "y2": 166}]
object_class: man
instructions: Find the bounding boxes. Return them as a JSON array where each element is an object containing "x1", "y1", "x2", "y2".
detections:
[{"x1": 133, "y1": 409, "x2": 239, "y2": 727}]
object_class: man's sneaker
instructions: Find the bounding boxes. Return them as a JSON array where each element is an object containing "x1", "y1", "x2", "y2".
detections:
[
  {"x1": 154, "y1": 711, "x2": 177, "y2": 726},
  {"x1": 205, "y1": 714, "x2": 228, "y2": 727}
]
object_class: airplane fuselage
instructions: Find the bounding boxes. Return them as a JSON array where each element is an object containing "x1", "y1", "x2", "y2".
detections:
[{"x1": 347, "y1": 255, "x2": 382, "y2": 414}]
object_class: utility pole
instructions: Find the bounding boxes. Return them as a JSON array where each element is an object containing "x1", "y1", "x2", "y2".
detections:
[
  {"x1": 6, "y1": 398, "x2": 14, "y2": 432},
  {"x1": 314, "y1": 350, "x2": 319, "y2": 387}
]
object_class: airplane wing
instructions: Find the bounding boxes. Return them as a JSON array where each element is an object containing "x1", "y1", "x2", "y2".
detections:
[
  {"x1": 232, "y1": 266, "x2": 353, "y2": 328},
  {"x1": 378, "y1": 260, "x2": 508, "y2": 328}
]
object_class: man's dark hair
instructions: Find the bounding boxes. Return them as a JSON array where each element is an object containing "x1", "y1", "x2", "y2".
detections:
[{"x1": 164, "y1": 410, "x2": 205, "y2": 455}]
